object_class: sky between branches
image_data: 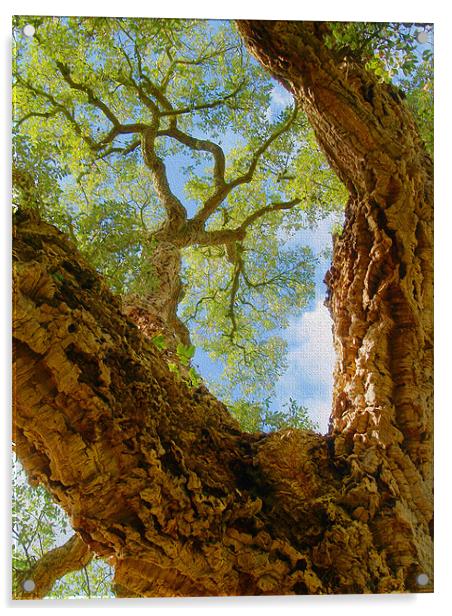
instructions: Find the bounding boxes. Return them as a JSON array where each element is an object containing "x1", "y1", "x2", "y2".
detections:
[{"x1": 165, "y1": 81, "x2": 341, "y2": 433}]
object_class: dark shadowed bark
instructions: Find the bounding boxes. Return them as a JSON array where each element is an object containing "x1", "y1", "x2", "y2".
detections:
[{"x1": 13, "y1": 21, "x2": 433, "y2": 597}]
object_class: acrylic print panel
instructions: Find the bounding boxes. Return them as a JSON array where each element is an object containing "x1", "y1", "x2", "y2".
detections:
[{"x1": 12, "y1": 15, "x2": 433, "y2": 598}]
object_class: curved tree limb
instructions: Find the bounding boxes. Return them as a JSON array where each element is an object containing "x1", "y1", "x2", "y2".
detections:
[
  {"x1": 181, "y1": 197, "x2": 301, "y2": 249},
  {"x1": 237, "y1": 18, "x2": 433, "y2": 467},
  {"x1": 55, "y1": 61, "x2": 124, "y2": 128},
  {"x1": 157, "y1": 127, "x2": 226, "y2": 189},
  {"x1": 141, "y1": 126, "x2": 188, "y2": 230},
  {"x1": 238, "y1": 197, "x2": 301, "y2": 231},
  {"x1": 192, "y1": 105, "x2": 299, "y2": 226},
  {"x1": 13, "y1": 534, "x2": 93, "y2": 600},
  {"x1": 15, "y1": 75, "x2": 146, "y2": 153}
]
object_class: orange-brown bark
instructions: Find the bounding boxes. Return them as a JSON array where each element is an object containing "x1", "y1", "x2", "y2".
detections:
[
  {"x1": 237, "y1": 19, "x2": 433, "y2": 590},
  {"x1": 13, "y1": 21, "x2": 433, "y2": 597},
  {"x1": 12, "y1": 210, "x2": 331, "y2": 596}
]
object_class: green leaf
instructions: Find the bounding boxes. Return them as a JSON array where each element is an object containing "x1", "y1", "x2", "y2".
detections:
[
  {"x1": 187, "y1": 367, "x2": 202, "y2": 388},
  {"x1": 176, "y1": 343, "x2": 196, "y2": 364},
  {"x1": 168, "y1": 362, "x2": 179, "y2": 374},
  {"x1": 151, "y1": 334, "x2": 167, "y2": 351}
]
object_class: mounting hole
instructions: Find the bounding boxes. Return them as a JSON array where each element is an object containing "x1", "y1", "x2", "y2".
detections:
[
  {"x1": 416, "y1": 31, "x2": 428, "y2": 45},
  {"x1": 416, "y1": 573, "x2": 429, "y2": 586},
  {"x1": 22, "y1": 578, "x2": 36, "y2": 592},
  {"x1": 23, "y1": 24, "x2": 35, "y2": 37}
]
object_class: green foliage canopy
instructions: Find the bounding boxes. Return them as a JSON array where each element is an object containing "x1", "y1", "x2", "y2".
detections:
[
  {"x1": 12, "y1": 17, "x2": 433, "y2": 600},
  {"x1": 13, "y1": 16, "x2": 346, "y2": 403}
]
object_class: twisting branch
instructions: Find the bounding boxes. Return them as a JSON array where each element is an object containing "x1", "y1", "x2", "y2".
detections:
[
  {"x1": 186, "y1": 291, "x2": 219, "y2": 323},
  {"x1": 187, "y1": 197, "x2": 301, "y2": 248},
  {"x1": 15, "y1": 74, "x2": 146, "y2": 153},
  {"x1": 227, "y1": 248, "x2": 244, "y2": 341},
  {"x1": 192, "y1": 105, "x2": 299, "y2": 226},
  {"x1": 120, "y1": 36, "x2": 244, "y2": 123},
  {"x1": 14, "y1": 109, "x2": 59, "y2": 128},
  {"x1": 122, "y1": 48, "x2": 233, "y2": 193},
  {"x1": 141, "y1": 126, "x2": 187, "y2": 229},
  {"x1": 55, "y1": 61, "x2": 148, "y2": 146},
  {"x1": 97, "y1": 122, "x2": 148, "y2": 147},
  {"x1": 13, "y1": 534, "x2": 93, "y2": 600},
  {"x1": 238, "y1": 197, "x2": 301, "y2": 231},
  {"x1": 157, "y1": 127, "x2": 226, "y2": 189},
  {"x1": 55, "y1": 61, "x2": 122, "y2": 127}
]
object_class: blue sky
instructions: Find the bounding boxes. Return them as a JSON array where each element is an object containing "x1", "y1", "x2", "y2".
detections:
[
  {"x1": 164, "y1": 81, "x2": 341, "y2": 434},
  {"x1": 190, "y1": 209, "x2": 340, "y2": 434},
  {"x1": 272, "y1": 215, "x2": 339, "y2": 433}
]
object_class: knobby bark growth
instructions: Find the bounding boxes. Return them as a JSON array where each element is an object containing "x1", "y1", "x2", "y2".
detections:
[
  {"x1": 13, "y1": 21, "x2": 433, "y2": 597},
  {"x1": 237, "y1": 18, "x2": 433, "y2": 585}
]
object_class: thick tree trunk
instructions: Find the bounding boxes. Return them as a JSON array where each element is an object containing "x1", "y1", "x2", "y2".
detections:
[
  {"x1": 13, "y1": 21, "x2": 433, "y2": 597},
  {"x1": 13, "y1": 209, "x2": 336, "y2": 596},
  {"x1": 237, "y1": 20, "x2": 433, "y2": 589}
]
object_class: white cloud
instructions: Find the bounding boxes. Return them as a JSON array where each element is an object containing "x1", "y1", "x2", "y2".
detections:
[
  {"x1": 286, "y1": 299, "x2": 335, "y2": 384},
  {"x1": 265, "y1": 83, "x2": 294, "y2": 121},
  {"x1": 303, "y1": 396, "x2": 332, "y2": 435},
  {"x1": 270, "y1": 84, "x2": 294, "y2": 109},
  {"x1": 274, "y1": 299, "x2": 336, "y2": 433}
]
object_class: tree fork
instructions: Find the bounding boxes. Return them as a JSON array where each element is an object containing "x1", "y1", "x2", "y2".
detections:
[
  {"x1": 12, "y1": 209, "x2": 332, "y2": 596},
  {"x1": 12, "y1": 20, "x2": 433, "y2": 596},
  {"x1": 13, "y1": 200, "x2": 431, "y2": 595}
]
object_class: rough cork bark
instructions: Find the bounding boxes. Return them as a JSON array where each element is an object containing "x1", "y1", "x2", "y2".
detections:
[
  {"x1": 237, "y1": 20, "x2": 433, "y2": 588},
  {"x1": 13, "y1": 21, "x2": 433, "y2": 597}
]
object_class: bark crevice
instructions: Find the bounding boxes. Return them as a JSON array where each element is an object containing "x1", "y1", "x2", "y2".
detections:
[{"x1": 13, "y1": 19, "x2": 433, "y2": 596}]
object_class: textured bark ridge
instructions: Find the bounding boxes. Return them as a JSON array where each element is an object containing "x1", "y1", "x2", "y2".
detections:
[
  {"x1": 13, "y1": 21, "x2": 433, "y2": 597},
  {"x1": 13, "y1": 204, "x2": 431, "y2": 595},
  {"x1": 123, "y1": 239, "x2": 190, "y2": 347},
  {"x1": 238, "y1": 20, "x2": 433, "y2": 590},
  {"x1": 13, "y1": 210, "x2": 333, "y2": 596}
]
